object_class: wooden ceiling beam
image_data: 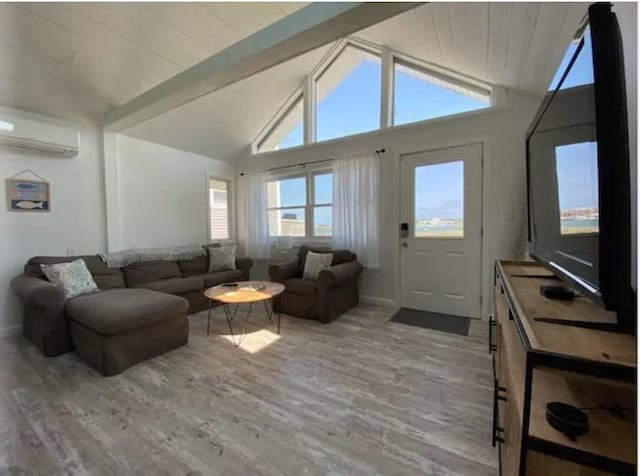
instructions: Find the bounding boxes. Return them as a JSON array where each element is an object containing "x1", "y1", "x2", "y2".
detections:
[{"x1": 104, "y1": 2, "x2": 421, "y2": 132}]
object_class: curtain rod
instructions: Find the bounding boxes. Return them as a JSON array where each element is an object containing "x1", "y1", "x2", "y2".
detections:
[{"x1": 240, "y1": 148, "x2": 385, "y2": 176}]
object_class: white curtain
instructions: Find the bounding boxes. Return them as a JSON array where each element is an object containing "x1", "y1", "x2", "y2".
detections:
[
  {"x1": 332, "y1": 152, "x2": 380, "y2": 268},
  {"x1": 246, "y1": 171, "x2": 271, "y2": 259}
]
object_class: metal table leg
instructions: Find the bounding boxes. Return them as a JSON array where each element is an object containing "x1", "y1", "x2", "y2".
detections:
[{"x1": 223, "y1": 302, "x2": 253, "y2": 347}]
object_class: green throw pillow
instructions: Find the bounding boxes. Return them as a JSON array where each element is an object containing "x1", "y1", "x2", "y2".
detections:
[
  {"x1": 208, "y1": 245, "x2": 237, "y2": 272},
  {"x1": 303, "y1": 251, "x2": 333, "y2": 280}
]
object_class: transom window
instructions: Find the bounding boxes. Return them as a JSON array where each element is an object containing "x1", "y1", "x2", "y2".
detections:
[
  {"x1": 316, "y1": 45, "x2": 381, "y2": 142},
  {"x1": 258, "y1": 94, "x2": 303, "y2": 153},
  {"x1": 254, "y1": 39, "x2": 493, "y2": 154},
  {"x1": 267, "y1": 170, "x2": 333, "y2": 238},
  {"x1": 393, "y1": 60, "x2": 490, "y2": 126}
]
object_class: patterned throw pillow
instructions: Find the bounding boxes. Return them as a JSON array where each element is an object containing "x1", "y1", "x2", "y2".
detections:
[
  {"x1": 208, "y1": 245, "x2": 237, "y2": 272},
  {"x1": 41, "y1": 259, "x2": 99, "y2": 300},
  {"x1": 303, "y1": 251, "x2": 333, "y2": 280}
]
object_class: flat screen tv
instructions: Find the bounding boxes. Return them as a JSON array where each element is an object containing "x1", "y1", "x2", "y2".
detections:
[{"x1": 526, "y1": 3, "x2": 635, "y2": 333}]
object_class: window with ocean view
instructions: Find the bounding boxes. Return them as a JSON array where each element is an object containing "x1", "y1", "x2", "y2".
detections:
[
  {"x1": 414, "y1": 161, "x2": 464, "y2": 238},
  {"x1": 555, "y1": 142, "x2": 599, "y2": 235}
]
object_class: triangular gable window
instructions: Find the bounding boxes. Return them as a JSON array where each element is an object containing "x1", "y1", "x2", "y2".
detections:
[
  {"x1": 315, "y1": 45, "x2": 381, "y2": 142},
  {"x1": 257, "y1": 93, "x2": 303, "y2": 153},
  {"x1": 393, "y1": 60, "x2": 490, "y2": 126}
]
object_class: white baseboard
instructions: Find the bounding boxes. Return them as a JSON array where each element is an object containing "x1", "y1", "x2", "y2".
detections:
[
  {"x1": 360, "y1": 296, "x2": 399, "y2": 308},
  {"x1": 0, "y1": 324, "x2": 21, "y2": 338}
]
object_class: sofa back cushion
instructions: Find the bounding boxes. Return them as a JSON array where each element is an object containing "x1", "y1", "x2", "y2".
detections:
[
  {"x1": 178, "y1": 254, "x2": 208, "y2": 276},
  {"x1": 122, "y1": 260, "x2": 182, "y2": 287},
  {"x1": 297, "y1": 245, "x2": 354, "y2": 268},
  {"x1": 25, "y1": 255, "x2": 126, "y2": 290}
]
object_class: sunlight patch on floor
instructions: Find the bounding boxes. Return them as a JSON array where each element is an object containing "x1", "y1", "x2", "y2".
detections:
[{"x1": 218, "y1": 329, "x2": 281, "y2": 353}]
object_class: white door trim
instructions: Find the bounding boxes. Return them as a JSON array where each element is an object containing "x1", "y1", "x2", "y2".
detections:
[{"x1": 397, "y1": 142, "x2": 484, "y2": 318}]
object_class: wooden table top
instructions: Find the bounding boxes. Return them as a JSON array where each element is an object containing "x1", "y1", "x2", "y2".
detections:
[{"x1": 204, "y1": 281, "x2": 285, "y2": 304}]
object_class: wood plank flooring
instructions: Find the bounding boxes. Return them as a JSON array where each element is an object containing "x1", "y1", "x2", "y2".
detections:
[{"x1": 0, "y1": 304, "x2": 498, "y2": 475}]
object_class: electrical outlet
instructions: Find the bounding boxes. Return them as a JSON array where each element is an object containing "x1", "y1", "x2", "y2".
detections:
[{"x1": 66, "y1": 247, "x2": 76, "y2": 257}]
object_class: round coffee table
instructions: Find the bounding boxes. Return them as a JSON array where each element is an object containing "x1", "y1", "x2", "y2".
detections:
[{"x1": 204, "y1": 281, "x2": 285, "y2": 347}]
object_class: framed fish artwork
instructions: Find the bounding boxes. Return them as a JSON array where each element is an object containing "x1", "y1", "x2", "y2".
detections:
[{"x1": 6, "y1": 178, "x2": 50, "y2": 212}]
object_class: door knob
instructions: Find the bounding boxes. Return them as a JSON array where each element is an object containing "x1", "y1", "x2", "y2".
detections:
[{"x1": 401, "y1": 241, "x2": 408, "y2": 248}]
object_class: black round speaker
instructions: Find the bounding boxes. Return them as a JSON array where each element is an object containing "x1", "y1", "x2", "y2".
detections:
[{"x1": 545, "y1": 402, "x2": 589, "y2": 438}]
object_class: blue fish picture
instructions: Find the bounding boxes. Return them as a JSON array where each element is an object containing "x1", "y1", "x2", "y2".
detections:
[{"x1": 7, "y1": 178, "x2": 50, "y2": 212}]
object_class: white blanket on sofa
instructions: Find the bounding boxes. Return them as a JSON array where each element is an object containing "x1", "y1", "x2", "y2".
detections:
[{"x1": 98, "y1": 245, "x2": 206, "y2": 268}]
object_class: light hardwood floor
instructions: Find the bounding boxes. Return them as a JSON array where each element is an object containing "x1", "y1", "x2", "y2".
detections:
[{"x1": 0, "y1": 305, "x2": 497, "y2": 475}]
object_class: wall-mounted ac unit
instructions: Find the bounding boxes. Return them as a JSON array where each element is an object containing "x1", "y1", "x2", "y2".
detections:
[{"x1": 0, "y1": 106, "x2": 80, "y2": 158}]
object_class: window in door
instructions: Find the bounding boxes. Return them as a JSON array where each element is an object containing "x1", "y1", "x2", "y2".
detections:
[
  {"x1": 555, "y1": 141, "x2": 599, "y2": 235},
  {"x1": 414, "y1": 161, "x2": 464, "y2": 237}
]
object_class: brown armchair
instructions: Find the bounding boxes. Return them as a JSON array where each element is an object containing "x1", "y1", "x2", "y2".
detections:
[{"x1": 268, "y1": 245, "x2": 363, "y2": 323}]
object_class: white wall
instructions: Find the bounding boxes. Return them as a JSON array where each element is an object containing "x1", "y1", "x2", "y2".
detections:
[
  {"x1": 236, "y1": 100, "x2": 536, "y2": 317},
  {"x1": 116, "y1": 135, "x2": 235, "y2": 249},
  {"x1": 0, "y1": 120, "x2": 107, "y2": 336},
  {"x1": 0, "y1": 128, "x2": 233, "y2": 336}
]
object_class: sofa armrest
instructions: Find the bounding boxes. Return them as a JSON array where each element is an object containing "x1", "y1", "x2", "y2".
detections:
[
  {"x1": 269, "y1": 258, "x2": 301, "y2": 283},
  {"x1": 235, "y1": 257, "x2": 253, "y2": 280},
  {"x1": 11, "y1": 275, "x2": 65, "y2": 309},
  {"x1": 317, "y1": 261, "x2": 364, "y2": 288}
]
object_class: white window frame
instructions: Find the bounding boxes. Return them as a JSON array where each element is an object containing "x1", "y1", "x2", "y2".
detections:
[
  {"x1": 391, "y1": 52, "x2": 493, "y2": 127},
  {"x1": 207, "y1": 175, "x2": 234, "y2": 244},
  {"x1": 251, "y1": 37, "x2": 494, "y2": 155},
  {"x1": 267, "y1": 167, "x2": 333, "y2": 241}
]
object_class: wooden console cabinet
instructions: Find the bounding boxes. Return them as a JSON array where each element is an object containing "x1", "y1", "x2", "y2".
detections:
[{"x1": 490, "y1": 260, "x2": 636, "y2": 475}]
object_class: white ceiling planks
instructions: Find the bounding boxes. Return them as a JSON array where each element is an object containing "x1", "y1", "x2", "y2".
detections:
[
  {"x1": 357, "y1": 2, "x2": 586, "y2": 92},
  {"x1": 1, "y1": 2, "x2": 588, "y2": 158},
  {"x1": 518, "y1": 3, "x2": 580, "y2": 93},
  {"x1": 501, "y1": 3, "x2": 541, "y2": 88},
  {"x1": 123, "y1": 44, "x2": 331, "y2": 160},
  {"x1": 0, "y1": 2, "x2": 307, "y2": 122},
  {"x1": 448, "y1": 3, "x2": 489, "y2": 81},
  {"x1": 125, "y1": 2, "x2": 587, "y2": 160},
  {"x1": 486, "y1": 2, "x2": 513, "y2": 86}
]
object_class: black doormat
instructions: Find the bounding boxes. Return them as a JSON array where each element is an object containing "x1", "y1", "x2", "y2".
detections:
[{"x1": 390, "y1": 308, "x2": 471, "y2": 336}]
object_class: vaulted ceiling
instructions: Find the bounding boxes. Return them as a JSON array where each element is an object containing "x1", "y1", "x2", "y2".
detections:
[
  {"x1": 124, "y1": 2, "x2": 587, "y2": 160},
  {"x1": 1, "y1": 2, "x2": 586, "y2": 160},
  {"x1": 0, "y1": 2, "x2": 306, "y2": 122}
]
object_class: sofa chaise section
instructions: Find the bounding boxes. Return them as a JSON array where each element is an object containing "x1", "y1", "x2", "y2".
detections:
[{"x1": 66, "y1": 288, "x2": 188, "y2": 376}]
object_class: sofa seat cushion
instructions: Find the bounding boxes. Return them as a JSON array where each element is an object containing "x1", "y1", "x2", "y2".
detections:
[
  {"x1": 66, "y1": 289, "x2": 188, "y2": 335},
  {"x1": 134, "y1": 277, "x2": 204, "y2": 295},
  {"x1": 198, "y1": 269, "x2": 244, "y2": 288},
  {"x1": 283, "y1": 278, "x2": 317, "y2": 296}
]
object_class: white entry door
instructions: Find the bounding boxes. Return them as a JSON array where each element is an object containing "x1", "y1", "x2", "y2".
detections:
[{"x1": 399, "y1": 143, "x2": 483, "y2": 318}]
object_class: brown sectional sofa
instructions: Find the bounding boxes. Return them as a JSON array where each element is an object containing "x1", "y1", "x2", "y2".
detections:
[
  {"x1": 269, "y1": 245, "x2": 363, "y2": 323},
  {"x1": 11, "y1": 248, "x2": 252, "y2": 375}
]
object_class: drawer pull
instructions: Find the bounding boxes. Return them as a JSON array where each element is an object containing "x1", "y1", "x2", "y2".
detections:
[{"x1": 488, "y1": 314, "x2": 496, "y2": 353}]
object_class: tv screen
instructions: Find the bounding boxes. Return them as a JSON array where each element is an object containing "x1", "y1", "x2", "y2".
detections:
[
  {"x1": 526, "y1": 3, "x2": 634, "y2": 332},
  {"x1": 528, "y1": 23, "x2": 600, "y2": 289}
]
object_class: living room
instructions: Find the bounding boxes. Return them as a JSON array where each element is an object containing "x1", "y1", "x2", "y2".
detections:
[{"x1": 1, "y1": 2, "x2": 637, "y2": 474}]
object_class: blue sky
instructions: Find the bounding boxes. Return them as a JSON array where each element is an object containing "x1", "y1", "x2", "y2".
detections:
[
  {"x1": 276, "y1": 28, "x2": 597, "y2": 223},
  {"x1": 415, "y1": 161, "x2": 463, "y2": 220},
  {"x1": 549, "y1": 27, "x2": 594, "y2": 91},
  {"x1": 555, "y1": 142, "x2": 598, "y2": 210}
]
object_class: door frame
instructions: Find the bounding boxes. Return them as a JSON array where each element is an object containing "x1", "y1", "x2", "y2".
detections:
[{"x1": 395, "y1": 141, "x2": 485, "y2": 319}]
